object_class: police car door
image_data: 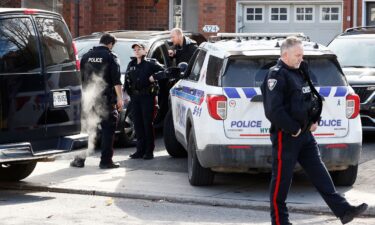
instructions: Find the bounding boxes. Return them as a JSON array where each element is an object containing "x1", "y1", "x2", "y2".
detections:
[
  {"x1": 222, "y1": 56, "x2": 274, "y2": 139},
  {"x1": 171, "y1": 49, "x2": 207, "y2": 142},
  {"x1": 307, "y1": 56, "x2": 350, "y2": 137}
]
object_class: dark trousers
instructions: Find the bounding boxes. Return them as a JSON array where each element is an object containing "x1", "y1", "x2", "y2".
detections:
[
  {"x1": 100, "y1": 106, "x2": 118, "y2": 164},
  {"x1": 131, "y1": 95, "x2": 156, "y2": 155},
  {"x1": 269, "y1": 131, "x2": 351, "y2": 225}
]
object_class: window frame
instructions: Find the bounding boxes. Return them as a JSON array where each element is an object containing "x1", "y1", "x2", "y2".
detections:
[
  {"x1": 269, "y1": 5, "x2": 290, "y2": 23},
  {"x1": 244, "y1": 6, "x2": 265, "y2": 23},
  {"x1": 320, "y1": 5, "x2": 341, "y2": 23},
  {"x1": 295, "y1": 5, "x2": 315, "y2": 23}
]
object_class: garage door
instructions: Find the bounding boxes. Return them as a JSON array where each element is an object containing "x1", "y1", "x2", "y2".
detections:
[{"x1": 238, "y1": 2, "x2": 343, "y2": 45}]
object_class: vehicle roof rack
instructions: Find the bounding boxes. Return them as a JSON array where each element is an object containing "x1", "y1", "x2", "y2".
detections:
[
  {"x1": 343, "y1": 26, "x2": 375, "y2": 34},
  {"x1": 209, "y1": 32, "x2": 309, "y2": 42}
]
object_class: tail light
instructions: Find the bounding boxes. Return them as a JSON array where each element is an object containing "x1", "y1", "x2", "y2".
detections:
[
  {"x1": 207, "y1": 95, "x2": 227, "y2": 120},
  {"x1": 72, "y1": 41, "x2": 80, "y2": 71},
  {"x1": 346, "y1": 94, "x2": 360, "y2": 119}
]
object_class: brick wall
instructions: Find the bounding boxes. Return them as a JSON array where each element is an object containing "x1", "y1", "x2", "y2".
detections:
[
  {"x1": 199, "y1": 0, "x2": 234, "y2": 38},
  {"x1": 0, "y1": 0, "x2": 21, "y2": 8},
  {"x1": 62, "y1": 0, "x2": 169, "y2": 38},
  {"x1": 127, "y1": 0, "x2": 169, "y2": 30}
]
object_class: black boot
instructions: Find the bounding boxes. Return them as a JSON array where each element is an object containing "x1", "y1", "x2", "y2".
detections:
[
  {"x1": 70, "y1": 157, "x2": 85, "y2": 168},
  {"x1": 340, "y1": 203, "x2": 368, "y2": 224}
]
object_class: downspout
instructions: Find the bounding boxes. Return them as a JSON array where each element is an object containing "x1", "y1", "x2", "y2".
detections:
[{"x1": 353, "y1": 0, "x2": 358, "y2": 27}]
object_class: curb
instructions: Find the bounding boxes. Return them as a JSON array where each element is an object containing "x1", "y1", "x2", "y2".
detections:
[{"x1": 1, "y1": 182, "x2": 374, "y2": 218}]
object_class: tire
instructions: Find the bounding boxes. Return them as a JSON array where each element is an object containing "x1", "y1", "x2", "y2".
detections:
[
  {"x1": 0, "y1": 161, "x2": 37, "y2": 181},
  {"x1": 187, "y1": 129, "x2": 214, "y2": 186},
  {"x1": 117, "y1": 109, "x2": 136, "y2": 147},
  {"x1": 163, "y1": 110, "x2": 186, "y2": 157},
  {"x1": 331, "y1": 165, "x2": 358, "y2": 186}
]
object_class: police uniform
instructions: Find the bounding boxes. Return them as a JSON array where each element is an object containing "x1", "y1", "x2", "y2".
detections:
[
  {"x1": 260, "y1": 59, "x2": 353, "y2": 225},
  {"x1": 125, "y1": 56, "x2": 164, "y2": 159},
  {"x1": 80, "y1": 45, "x2": 121, "y2": 166},
  {"x1": 171, "y1": 36, "x2": 198, "y2": 65}
]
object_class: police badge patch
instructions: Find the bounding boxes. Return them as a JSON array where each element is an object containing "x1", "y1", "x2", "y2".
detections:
[{"x1": 268, "y1": 79, "x2": 277, "y2": 91}]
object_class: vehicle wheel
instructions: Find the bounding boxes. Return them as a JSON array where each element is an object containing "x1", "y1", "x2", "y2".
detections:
[
  {"x1": 163, "y1": 110, "x2": 186, "y2": 157},
  {"x1": 187, "y1": 129, "x2": 214, "y2": 186},
  {"x1": 331, "y1": 165, "x2": 358, "y2": 186},
  {"x1": 0, "y1": 161, "x2": 37, "y2": 181},
  {"x1": 117, "y1": 110, "x2": 136, "y2": 147}
]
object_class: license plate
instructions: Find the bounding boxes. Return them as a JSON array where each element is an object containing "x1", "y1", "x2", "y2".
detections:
[{"x1": 53, "y1": 91, "x2": 68, "y2": 107}]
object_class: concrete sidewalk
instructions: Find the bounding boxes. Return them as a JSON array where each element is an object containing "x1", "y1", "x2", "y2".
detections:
[{"x1": 0, "y1": 147, "x2": 374, "y2": 217}]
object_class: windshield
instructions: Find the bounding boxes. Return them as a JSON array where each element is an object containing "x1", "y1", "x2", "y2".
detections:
[
  {"x1": 222, "y1": 56, "x2": 346, "y2": 87},
  {"x1": 75, "y1": 40, "x2": 137, "y2": 73},
  {"x1": 328, "y1": 38, "x2": 375, "y2": 68}
]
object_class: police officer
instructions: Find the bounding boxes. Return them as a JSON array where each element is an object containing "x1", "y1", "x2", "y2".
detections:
[
  {"x1": 125, "y1": 43, "x2": 164, "y2": 160},
  {"x1": 260, "y1": 36, "x2": 367, "y2": 225},
  {"x1": 71, "y1": 33, "x2": 123, "y2": 169},
  {"x1": 168, "y1": 28, "x2": 198, "y2": 65}
]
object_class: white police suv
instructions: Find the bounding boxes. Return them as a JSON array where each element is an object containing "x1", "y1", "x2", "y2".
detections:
[{"x1": 164, "y1": 33, "x2": 362, "y2": 186}]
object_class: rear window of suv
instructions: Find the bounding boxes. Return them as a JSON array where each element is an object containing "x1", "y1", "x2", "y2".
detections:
[
  {"x1": 328, "y1": 37, "x2": 375, "y2": 68},
  {"x1": 221, "y1": 56, "x2": 346, "y2": 87},
  {"x1": 35, "y1": 17, "x2": 75, "y2": 71},
  {"x1": 0, "y1": 17, "x2": 40, "y2": 73}
]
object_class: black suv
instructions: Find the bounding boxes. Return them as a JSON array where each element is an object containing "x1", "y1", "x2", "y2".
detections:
[
  {"x1": 0, "y1": 8, "x2": 88, "y2": 181},
  {"x1": 74, "y1": 30, "x2": 205, "y2": 146},
  {"x1": 328, "y1": 26, "x2": 375, "y2": 131}
]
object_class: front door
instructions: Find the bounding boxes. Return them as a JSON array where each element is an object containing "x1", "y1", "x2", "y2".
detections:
[{"x1": 366, "y1": 2, "x2": 375, "y2": 26}]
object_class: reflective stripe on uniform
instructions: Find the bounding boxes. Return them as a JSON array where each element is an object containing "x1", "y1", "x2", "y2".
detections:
[{"x1": 273, "y1": 130, "x2": 283, "y2": 225}]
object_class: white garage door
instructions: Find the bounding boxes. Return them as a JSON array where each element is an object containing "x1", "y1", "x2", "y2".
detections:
[{"x1": 237, "y1": 1, "x2": 343, "y2": 45}]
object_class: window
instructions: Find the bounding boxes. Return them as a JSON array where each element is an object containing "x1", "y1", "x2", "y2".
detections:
[
  {"x1": 0, "y1": 17, "x2": 40, "y2": 73},
  {"x1": 206, "y1": 55, "x2": 223, "y2": 86},
  {"x1": 221, "y1": 56, "x2": 345, "y2": 87},
  {"x1": 245, "y1": 6, "x2": 264, "y2": 22},
  {"x1": 295, "y1": 6, "x2": 314, "y2": 22},
  {"x1": 222, "y1": 57, "x2": 277, "y2": 87},
  {"x1": 270, "y1": 6, "x2": 289, "y2": 22},
  {"x1": 188, "y1": 50, "x2": 206, "y2": 81},
  {"x1": 321, "y1": 6, "x2": 341, "y2": 22},
  {"x1": 35, "y1": 17, "x2": 75, "y2": 71}
]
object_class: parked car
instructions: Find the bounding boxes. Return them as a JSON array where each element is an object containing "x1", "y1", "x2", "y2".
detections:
[
  {"x1": 74, "y1": 30, "x2": 206, "y2": 146},
  {"x1": 0, "y1": 8, "x2": 88, "y2": 181},
  {"x1": 165, "y1": 33, "x2": 362, "y2": 187},
  {"x1": 328, "y1": 26, "x2": 375, "y2": 131}
]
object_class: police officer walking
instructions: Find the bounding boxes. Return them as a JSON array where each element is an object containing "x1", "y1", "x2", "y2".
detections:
[
  {"x1": 71, "y1": 33, "x2": 123, "y2": 169},
  {"x1": 260, "y1": 36, "x2": 367, "y2": 225},
  {"x1": 168, "y1": 28, "x2": 198, "y2": 65},
  {"x1": 125, "y1": 43, "x2": 164, "y2": 160}
]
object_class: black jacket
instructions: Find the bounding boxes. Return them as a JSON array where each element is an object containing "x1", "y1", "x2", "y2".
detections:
[
  {"x1": 172, "y1": 36, "x2": 198, "y2": 65},
  {"x1": 80, "y1": 45, "x2": 121, "y2": 104},
  {"x1": 124, "y1": 57, "x2": 164, "y2": 96},
  {"x1": 260, "y1": 59, "x2": 322, "y2": 134}
]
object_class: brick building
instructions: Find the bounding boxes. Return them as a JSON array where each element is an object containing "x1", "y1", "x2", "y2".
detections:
[{"x1": 1, "y1": 0, "x2": 375, "y2": 44}]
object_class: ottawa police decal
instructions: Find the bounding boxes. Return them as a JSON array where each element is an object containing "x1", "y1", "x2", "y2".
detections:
[{"x1": 267, "y1": 79, "x2": 277, "y2": 91}]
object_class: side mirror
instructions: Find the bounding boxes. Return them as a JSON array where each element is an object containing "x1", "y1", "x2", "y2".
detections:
[{"x1": 177, "y1": 62, "x2": 188, "y2": 78}]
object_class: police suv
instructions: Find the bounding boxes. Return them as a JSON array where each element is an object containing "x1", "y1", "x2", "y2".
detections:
[{"x1": 164, "y1": 33, "x2": 362, "y2": 186}]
